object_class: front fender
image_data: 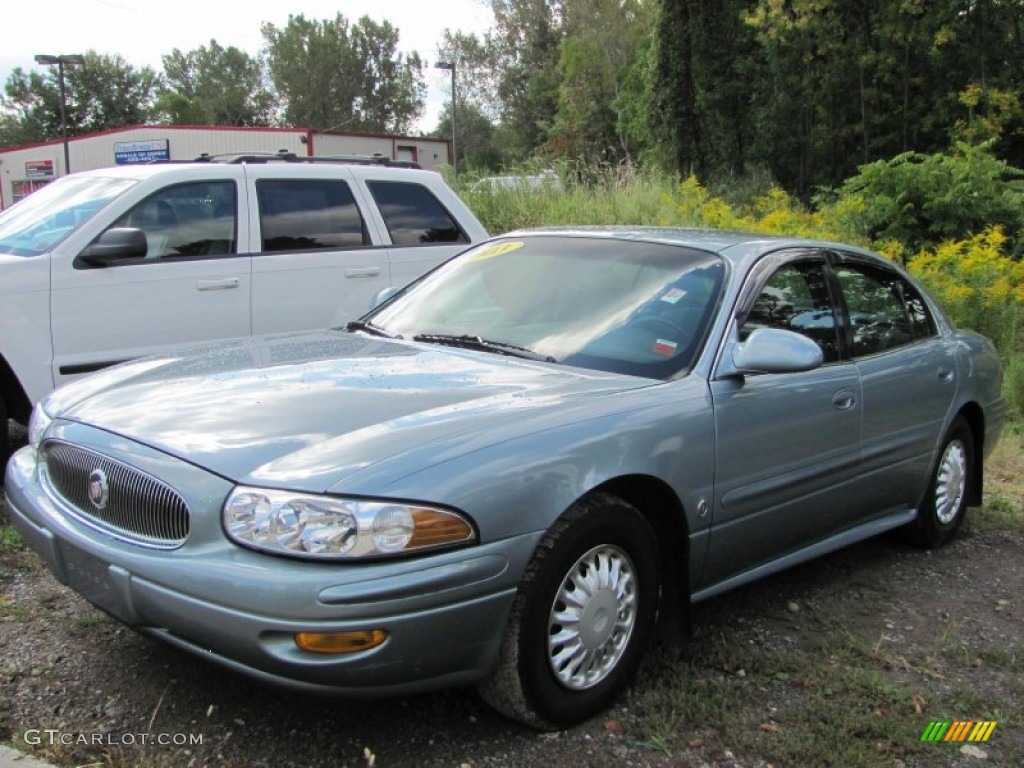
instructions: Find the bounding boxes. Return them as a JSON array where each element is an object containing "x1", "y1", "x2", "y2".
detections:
[{"x1": 352, "y1": 380, "x2": 715, "y2": 552}]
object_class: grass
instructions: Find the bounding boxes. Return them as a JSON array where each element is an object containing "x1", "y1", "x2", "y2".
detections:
[
  {"x1": 0, "y1": 524, "x2": 23, "y2": 554},
  {"x1": 626, "y1": 612, "x2": 1023, "y2": 766},
  {"x1": 615, "y1": 421, "x2": 1024, "y2": 767},
  {"x1": 976, "y1": 427, "x2": 1024, "y2": 531},
  {"x1": 457, "y1": 167, "x2": 693, "y2": 234}
]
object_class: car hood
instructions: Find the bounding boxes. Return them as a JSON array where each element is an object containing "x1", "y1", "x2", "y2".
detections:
[{"x1": 48, "y1": 331, "x2": 652, "y2": 491}]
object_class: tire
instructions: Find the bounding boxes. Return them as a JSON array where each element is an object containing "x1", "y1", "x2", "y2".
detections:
[
  {"x1": 478, "y1": 493, "x2": 660, "y2": 730},
  {"x1": 910, "y1": 416, "x2": 974, "y2": 548}
]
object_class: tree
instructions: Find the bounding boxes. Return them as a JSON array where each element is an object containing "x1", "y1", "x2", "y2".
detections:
[
  {"x1": 436, "y1": 30, "x2": 503, "y2": 123},
  {"x1": 651, "y1": 0, "x2": 701, "y2": 176},
  {"x1": 1, "y1": 51, "x2": 158, "y2": 144},
  {"x1": 552, "y1": 0, "x2": 651, "y2": 163},
  {"x1": 431, "y1": 101, "x2": 500, "y2": 170},
  {"x1": 489, "y1": 0, "x2": 563, "y2": 159},
  {"x1": 434, "y1": 30, "x2": 504, "y2": 169},
  {"x1": 262, "y1": 13, "x2": 424, "y2": 134},
  {"x1": 157, "y1": 40, "x2": 274, "y2": 126}
]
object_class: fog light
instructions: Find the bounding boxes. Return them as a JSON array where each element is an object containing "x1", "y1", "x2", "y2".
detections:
[{"x1": 294, "y1": 630, "x2": 388, "y2": 654}]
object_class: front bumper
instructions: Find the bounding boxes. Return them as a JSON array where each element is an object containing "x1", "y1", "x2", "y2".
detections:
[{"x1": 5, "y1": 441, "x2": 539, "y2": 697}]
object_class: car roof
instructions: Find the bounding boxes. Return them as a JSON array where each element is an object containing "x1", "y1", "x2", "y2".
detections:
[{"x1": 501, "y1": 225, "x2": 885, "y2": 266}]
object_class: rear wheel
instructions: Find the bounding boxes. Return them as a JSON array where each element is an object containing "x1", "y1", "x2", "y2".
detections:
[
  {"x1": 0, "y1": 394, "x2": 9, "y2": 479},
  {"x1": 911, "y1": 416, "x2": 974, "y2": 548},
  {"x1": 478, "y1": 493, "x2": 659, "y2": 729}
]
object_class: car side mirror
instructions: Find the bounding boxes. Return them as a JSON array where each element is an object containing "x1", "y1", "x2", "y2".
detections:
[
  {"x1": 370, "y1": 286, "x2": 400, "y2": 310},
  {"x1": 722, "y1": 328, "x2": 824, "y2": 376},
  {"x1": 75, "y1": 228, "x2": 148, "y2": 268}
]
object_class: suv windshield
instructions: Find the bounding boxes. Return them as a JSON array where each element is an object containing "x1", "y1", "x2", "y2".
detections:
[
  {"x1": 0, "y1": 176, "x2": 137, "y2": 257},
  {"x1": 367, "y1": 235, "x2": 725, "y2": 379}
]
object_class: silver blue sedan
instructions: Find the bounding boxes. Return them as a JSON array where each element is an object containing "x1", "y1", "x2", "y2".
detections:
[{"x1": 5, "y1": 227, "x2": 1007, "y2": 729}]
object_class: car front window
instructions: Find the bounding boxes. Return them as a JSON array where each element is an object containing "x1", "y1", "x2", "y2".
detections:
[
  {"x1": 367, "y1": 235, "x2": 725, "y2": 378},
  {"x1": 0, "y1": 176, "x2": 137, "y2": 257}
]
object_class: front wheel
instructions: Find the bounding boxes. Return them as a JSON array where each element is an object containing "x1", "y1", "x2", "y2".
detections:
[
  {"x1": 910, "y1": 416, "x2": 974, "y2": 548},
  {"x1": 478, "y1": 493, "x2": 660, "y2": 729}
]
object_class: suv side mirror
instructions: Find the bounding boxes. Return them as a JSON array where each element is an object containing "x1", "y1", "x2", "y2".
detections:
[
  {"x1": 76, "y1": 228, "x2": 148, "y2": 268},
  {"x1": 370, "y1": 286, "x2": 400, "y2": 310}
]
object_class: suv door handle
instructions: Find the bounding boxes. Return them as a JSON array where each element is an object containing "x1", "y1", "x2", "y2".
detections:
[
  {"x1": 345, "y1": 267, "x2": 381, "y2": 278},
  {"x1": 197, "y1": 278, "x2": 240, "y2": 291}
]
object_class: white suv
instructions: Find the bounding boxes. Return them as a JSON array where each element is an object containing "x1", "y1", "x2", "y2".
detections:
[{"x1": 0, "y1": 154, "x2": 488, "y2": 463}]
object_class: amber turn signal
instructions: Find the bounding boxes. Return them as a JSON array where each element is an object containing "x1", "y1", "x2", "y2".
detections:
[{"x1": 294, "y1": 630, "x2": 388, "y2": 654}]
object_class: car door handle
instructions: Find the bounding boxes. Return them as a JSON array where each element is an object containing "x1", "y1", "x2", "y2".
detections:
[
  {"x1": 196, "y1": 278, "x2": 240, "y2": 291},
  {"x1": 832, "y1": 388, "x2": 857, "y2": 411},
  {"x1": 345, "y1": 267, "x2": 382, "y2": 278},
  {"x1": 938, "y1": 368, "x2": 955, "y2": 382}
]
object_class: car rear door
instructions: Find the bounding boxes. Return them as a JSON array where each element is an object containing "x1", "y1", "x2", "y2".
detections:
[
  {"x1": 246, "y1": 164, "x2": 392, "y2": 334},
  {"x1": 50, "y1": 171, "x2": 251, "y2": 387},
  {"x1": 830, "y1": 252, "x2": 957, "y2": 512},
  {"x1": 703, "y1": 251, "x2": 863, "y2": 586}
]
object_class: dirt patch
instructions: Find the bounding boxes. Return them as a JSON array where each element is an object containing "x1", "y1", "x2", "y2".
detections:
[{"x1": 2, "y1": 426, "x2": 1022, "y2": 767}]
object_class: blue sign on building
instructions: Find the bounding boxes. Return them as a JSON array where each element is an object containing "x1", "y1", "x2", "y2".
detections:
[{"x1": 114, "y1": 139, "x2": 170, "y2": 164}]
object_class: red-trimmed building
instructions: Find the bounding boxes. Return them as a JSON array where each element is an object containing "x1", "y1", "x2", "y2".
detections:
[{"x1": 0, "y1": 124, "x2": 452, "y2": 209}]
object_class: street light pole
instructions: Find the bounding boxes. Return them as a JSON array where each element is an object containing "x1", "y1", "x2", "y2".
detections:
[
  {"x1": 434, "y1": 61, "x2": 457, "y2": 175},
  {"x1": 34, "y1": 53, "x2": 84, "y2": 176}
]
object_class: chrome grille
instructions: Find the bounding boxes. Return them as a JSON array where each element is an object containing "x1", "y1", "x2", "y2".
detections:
[{"x1": 42, "y1": 441, "x2": 190, "y2": 548}]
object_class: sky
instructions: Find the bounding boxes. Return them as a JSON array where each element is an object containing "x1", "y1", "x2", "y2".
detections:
[{"x1": 2, "y1": 0, "x2": 494, "y2": 132}]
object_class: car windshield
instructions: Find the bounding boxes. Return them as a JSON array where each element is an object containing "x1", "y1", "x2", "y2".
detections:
[
  {"x1": 366, "y1": 235, "x2": 725, "y2": 379},
  {"x1": 0, "y1": 175, "x2": 137, "y2": 257}
]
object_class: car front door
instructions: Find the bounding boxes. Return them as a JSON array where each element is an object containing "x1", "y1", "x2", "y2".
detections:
[
  {"x1": 702, "y1": 253, "x2": 863, "y2": 587},
  {"x1": 50, "y1": 177, "x2": 251, "y2": 388}
]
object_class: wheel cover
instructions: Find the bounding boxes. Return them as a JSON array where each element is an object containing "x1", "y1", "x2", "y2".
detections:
[
  {"x1": 546, "y1": 544, "x2": 638, "y2": 691},
  {"x1": 935, "y1": 439, "x2": 967, "y2": 525}
]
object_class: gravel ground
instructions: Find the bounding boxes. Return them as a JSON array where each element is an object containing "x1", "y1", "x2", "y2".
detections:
[{"x1": 2, "y1": 421, "x2": 1022, "y2": 767}]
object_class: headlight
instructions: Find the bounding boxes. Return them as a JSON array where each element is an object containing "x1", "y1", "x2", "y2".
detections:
[
  {"x1": 223, "y1": 486, "x2": 476, "y2": 559},
  {"x1": 27, "y1": 403, "x2": 53, "y2": 448}
]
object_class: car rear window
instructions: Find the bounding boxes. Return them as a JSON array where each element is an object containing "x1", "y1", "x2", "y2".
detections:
[
  {"x1": 256, "y1": 179, "x2": 369, "y2": 252},
  {"x1": 366, "y1": 181, "x2": 469, "y2": 246}
]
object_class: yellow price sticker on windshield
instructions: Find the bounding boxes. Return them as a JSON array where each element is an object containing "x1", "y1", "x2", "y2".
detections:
[{"x1": 468, "y1": 241, "x2": 525, "y2": 262}]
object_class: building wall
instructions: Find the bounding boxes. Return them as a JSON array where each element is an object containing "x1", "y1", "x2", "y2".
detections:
[{"x1": 0, "y1": 125, "x2": 451, "y2": 210}]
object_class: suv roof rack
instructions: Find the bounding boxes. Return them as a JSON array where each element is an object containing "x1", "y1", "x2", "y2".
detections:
[{"x1": 188, "y1": 149, "x2": 422, "y2": 169}]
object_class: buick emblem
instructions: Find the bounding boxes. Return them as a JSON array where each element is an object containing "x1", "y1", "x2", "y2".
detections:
[{"x1": 87, "y1": 469, "x2": 109, "y2": 510}]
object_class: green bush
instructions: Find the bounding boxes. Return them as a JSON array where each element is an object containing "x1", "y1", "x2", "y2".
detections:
[{"x1": 830, "y1": 142, "x2": 1024, "y2": 258}]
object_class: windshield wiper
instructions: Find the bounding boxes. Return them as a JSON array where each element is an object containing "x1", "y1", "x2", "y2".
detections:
[
  {"x1": 412, "y1": 333, "x2": 557, "y2": 363},
  {"x1": 345, "y1": 320, "x2": 403, "y2": 339}
]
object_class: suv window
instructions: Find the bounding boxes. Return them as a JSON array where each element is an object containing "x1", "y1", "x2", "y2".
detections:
[
  {"x1": 834, "y1": 263, "x2": 934, "y2": 356},
  {"x1": 111, "y1": 181, "x2": 237, "y2": 260},
  {"x1": 256, "y1": 179, "x2": 369, "y2": 252},
  {"x1": 367, "y1": 181, "x2": 469, "y2": 246},
  {"x1": 742, "y1": 260, "x2": 840, "y2": 363}
]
